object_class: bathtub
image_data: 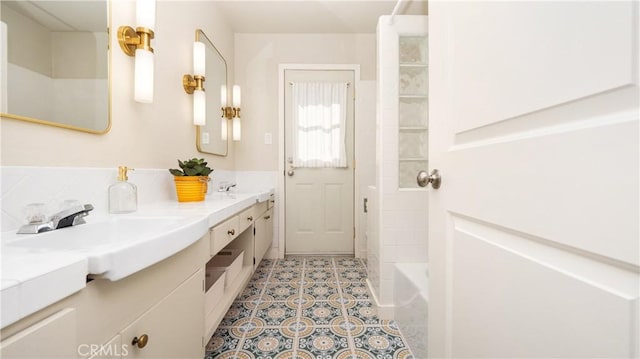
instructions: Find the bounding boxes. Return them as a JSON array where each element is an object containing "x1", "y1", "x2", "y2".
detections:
[{"x1": 394, "y1": 263, "x2": 428, "y2": 358}]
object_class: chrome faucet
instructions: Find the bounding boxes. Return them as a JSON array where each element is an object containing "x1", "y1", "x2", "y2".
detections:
[
  {"x1": 17, "y1": 204, "x2": 94, "y2": 234},
  {"x1": 218, "y1": 183, "x2": 237, "y2": 192}
]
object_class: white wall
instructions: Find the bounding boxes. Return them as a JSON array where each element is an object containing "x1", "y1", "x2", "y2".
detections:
[
  {"x1": 233, "y1": 33, "x2": 376, "y2": 171},
  {"x1": 369, "y1": 16, "x2": 429, "y2": 314},
  {"x1": 355, "y1": 81, "x2": 377, "y2": 258},
  {"x1": 1, "y1": 1, "x2": 236, "y2": 171}
]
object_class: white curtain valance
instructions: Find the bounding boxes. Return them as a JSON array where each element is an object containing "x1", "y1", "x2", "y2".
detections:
[{"x1": 291, "y1": 81, "x2": 348, "y2": 168}]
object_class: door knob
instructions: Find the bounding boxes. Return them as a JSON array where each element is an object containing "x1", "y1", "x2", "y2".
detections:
[
  {"x1": 417, "y1": 169, "x2": 441, "y2": 189},
  {"x1": 132, "y1": 334, "x2": 149, "y2": 348},
  {"x1": 287, "y1": 170, "x2": 294, "y2": 176}
]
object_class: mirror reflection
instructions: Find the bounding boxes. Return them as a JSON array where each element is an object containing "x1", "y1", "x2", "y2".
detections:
[
  {"x1": 1, "y1": 1, "x2": 110, "y2": 133},
  {"x1": 196, "y1": 29, "x2": 227, "y2": 156}
]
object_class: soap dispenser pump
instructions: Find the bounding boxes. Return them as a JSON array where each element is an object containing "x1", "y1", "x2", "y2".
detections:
[{"x1": 109, "y1": 166, "x2": 137, "y2": 213}]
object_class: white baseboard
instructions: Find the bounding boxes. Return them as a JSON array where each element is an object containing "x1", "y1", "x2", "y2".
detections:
[{"x1": 365, "y1": 279, "x2": 394, "y2": 320}]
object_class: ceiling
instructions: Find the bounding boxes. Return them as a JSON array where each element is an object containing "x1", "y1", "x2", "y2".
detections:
[
  {"x1": 212, "y1": 0, "x2": 428, "y2": 33},
  {"x1": 2, "y1": 0, "x2": 427, "y2": 34}
]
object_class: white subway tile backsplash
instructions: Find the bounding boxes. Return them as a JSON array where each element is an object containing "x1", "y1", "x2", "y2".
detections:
[{"x1": 1, "y1": 167, "x2": 279, "y2": 234}]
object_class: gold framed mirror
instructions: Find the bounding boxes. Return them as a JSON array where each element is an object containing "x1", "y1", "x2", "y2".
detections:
[
  {"x1": 195, "y1": 29, "x2": 228, "y2": 156},
  {"x1": 0, "y1": 0, "x2": 111, "y2": 134}
]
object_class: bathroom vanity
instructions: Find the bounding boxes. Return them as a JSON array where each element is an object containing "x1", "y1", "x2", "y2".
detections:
[{"x1": 0, "y1": 191, "x2": 274, "y2": 359}]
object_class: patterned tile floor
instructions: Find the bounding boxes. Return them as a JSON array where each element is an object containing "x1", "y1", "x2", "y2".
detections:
[{"x1": 205, "y1": 257, "x2": 415, "y2": 359}]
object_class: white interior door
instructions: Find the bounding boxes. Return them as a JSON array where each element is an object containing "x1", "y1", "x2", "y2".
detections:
[
  {"x1": 429, "y1": 1, "x2": 639, "y2": 358},
  {"x1": 284, "y1": 69, "x2": 355, "y2": 255}
]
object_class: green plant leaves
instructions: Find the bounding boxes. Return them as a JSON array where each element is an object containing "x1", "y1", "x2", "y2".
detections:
[{"x1": 170, "y1": 158, "x2": 214, "y2": 176}]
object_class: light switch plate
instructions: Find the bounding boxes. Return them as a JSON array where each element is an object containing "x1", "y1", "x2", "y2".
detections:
[
  {"x1": 201, "y1": 132, "x2": 210, "y2": 144},
  {"x1": 264, "y1": 132, "x2": 272, "y2": 145}
]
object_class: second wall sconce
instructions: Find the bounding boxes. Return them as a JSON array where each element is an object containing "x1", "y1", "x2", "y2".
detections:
[
  {"x1": 117, "y1": 0, "x2": 156, "y2": 104},
  {"x1": 183, "y1": 42, "x2": 206, "y2": 126},
  {"x1": 221, "y1": 85, "x2": 242, "y2": 141}
]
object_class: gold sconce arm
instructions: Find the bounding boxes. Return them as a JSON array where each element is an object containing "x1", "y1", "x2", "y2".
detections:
[
  {"x1": 221, "y1": 107, "x2": 234, "y2": 119},
  {"x1": 221, "y1": 106, "x2": 241, "y2": 119},
  {"x1": 118, "y1": 26, "x2": 155, "y2": 56},
  {"x1": 183, "y1": 75, "x2": 205, "y2": 94}
]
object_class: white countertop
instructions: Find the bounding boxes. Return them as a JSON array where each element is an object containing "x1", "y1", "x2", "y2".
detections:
[{"x1": 0, "y1": 189, "x2": 273, "y2": 329}]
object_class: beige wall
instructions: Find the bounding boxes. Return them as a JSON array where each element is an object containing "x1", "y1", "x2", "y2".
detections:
[
  {"x1": 233, "y1": 33, "x2": 376, "y2": 171},
  {"x1": 1, "y1": 1, "x2": 236, "y2": 171}
]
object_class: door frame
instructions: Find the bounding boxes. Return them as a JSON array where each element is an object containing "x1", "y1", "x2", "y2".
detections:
[{"x1": 277, "y1": 64, "x2": 361, "y2": 258}]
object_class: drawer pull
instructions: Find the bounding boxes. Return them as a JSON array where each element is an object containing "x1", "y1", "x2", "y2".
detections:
[
  {"x1": 132, "y1": 334, "x2": 149, "y2": 349},
  {"x1": 247, "y1": 216, "x2": 253, "y2": 221},
  {"x1": 264, "y1": 215, "x2": 271, "y2": 220},
  {"x1": 228, "y1": 229, "x2": 235, "y2": 236},
  {"x1": 270, "y1": 200, "x2": 275, "y2": 203}
]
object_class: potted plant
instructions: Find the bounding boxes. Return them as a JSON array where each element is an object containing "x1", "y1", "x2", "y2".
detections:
[{"x1": 169, "y1": 158, "x2": 214, "y2": 202}]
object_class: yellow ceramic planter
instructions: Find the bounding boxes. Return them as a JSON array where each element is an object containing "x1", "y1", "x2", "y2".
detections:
[{"x1": 174, "y1": 176, "x2": 209, "y2": 202}]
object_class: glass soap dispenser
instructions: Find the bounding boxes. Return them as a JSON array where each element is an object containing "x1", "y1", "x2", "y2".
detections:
[{"x1": 109, "y1": 166, "x2": 137, "y2": 213}]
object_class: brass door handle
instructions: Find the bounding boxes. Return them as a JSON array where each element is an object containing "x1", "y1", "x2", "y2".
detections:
[
  {"x1": 132, "y1": 334, "x2": 149, "y2": 349},
  {"x1": 228, "y1": 229, "x2": 235, "y2": 235},
  {"x1": 247, "y1": 216, "x2": 253, "y2": 221},
  {"x1": 264, "y1": 215, "x2": 271, "y2": 220}
]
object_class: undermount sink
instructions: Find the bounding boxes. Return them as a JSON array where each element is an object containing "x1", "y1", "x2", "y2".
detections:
[{"x1": 6, "y1": 215, "x2": 209, "y2": 280}]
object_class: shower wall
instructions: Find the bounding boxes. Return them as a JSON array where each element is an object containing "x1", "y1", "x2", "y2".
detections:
[{"x1": 367, "y1": 15, "x2": 429, "y2": 318}]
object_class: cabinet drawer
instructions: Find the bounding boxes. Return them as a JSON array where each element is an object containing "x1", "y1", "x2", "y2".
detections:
[
  {"x1": 1, "y1": 308, "x2": 77, "y2": 359},
  {"x1": 210, "y1": 216, "x2": 239, "y2": 256},
  {"x1": 238, "y1": 206, "x2": 255, "y2": 233}
]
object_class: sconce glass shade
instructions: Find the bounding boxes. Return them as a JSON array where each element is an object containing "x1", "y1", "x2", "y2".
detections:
[
  {"x1": 193, "y1": 90, "x2": 206, "y2": 126},
  {"x1": 220, "y1": 85, "x2": 227, "y2": 107},
  {"x1": 134, "y1": 48, "x2": 154, "y2": 103},
  {"x1": 232, "y1": 117, "x2": 241, "y2": 141},
  {"x1": 136, "y1": 0, "x2": 156, "y2": 29},
  {"x1": 193, "y1": 42, "x2": 205, "y2": 76},
  {"x1": 232, "y1": 85, "x2": 241, "y2": 107},
  {"x1": 221, "y1": 118, "x2": 228, "y2": 141}
]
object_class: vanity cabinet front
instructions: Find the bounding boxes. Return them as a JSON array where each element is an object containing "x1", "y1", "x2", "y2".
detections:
[
  {"x1": 1, "y1": 194, "x2": 275, "y2": 359},
  {"x1": 0, "y1": 308, "x2": 77, "y2": 358},
  {"x1": 203, "y1": 198, "x2": 274, "y2": 338},
  {"x1": 120, "y1": 269, "x2": 204, "y2": 358},
  {"x1": 255, "y1": 207, "x2": 274, "y2": 269},
  {"x1": 1, "y1": 236, "x2": 208, "y2": 359}
]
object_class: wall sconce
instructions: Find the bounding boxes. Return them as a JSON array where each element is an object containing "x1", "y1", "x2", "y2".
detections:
[
  {"x1": 220, "y1": 85, "x2": 242, "y2": 141},
  {"x1": 117, "y1": 0, "x2": 156, "y2": 103},
  {"x1": 183, "y1": 42, "x2": 206, "y2": 126}
]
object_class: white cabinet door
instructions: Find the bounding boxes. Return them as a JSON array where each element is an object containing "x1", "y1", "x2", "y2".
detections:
[
  {"x1": 120, "y1": 270, "x2": 204, "y2": 358},
  {"x1": 429, "y1": 1, "x2": 639, "y2": 358},
  {"x1": 0, "y1": 308, "x2": 77, "y2": 359},
  {"x1": 255, "y1": 207, "x2": 274, "y2": 267},
  {"x1": 87, "y1": 335, "x2": 123, "y2": 359}
]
